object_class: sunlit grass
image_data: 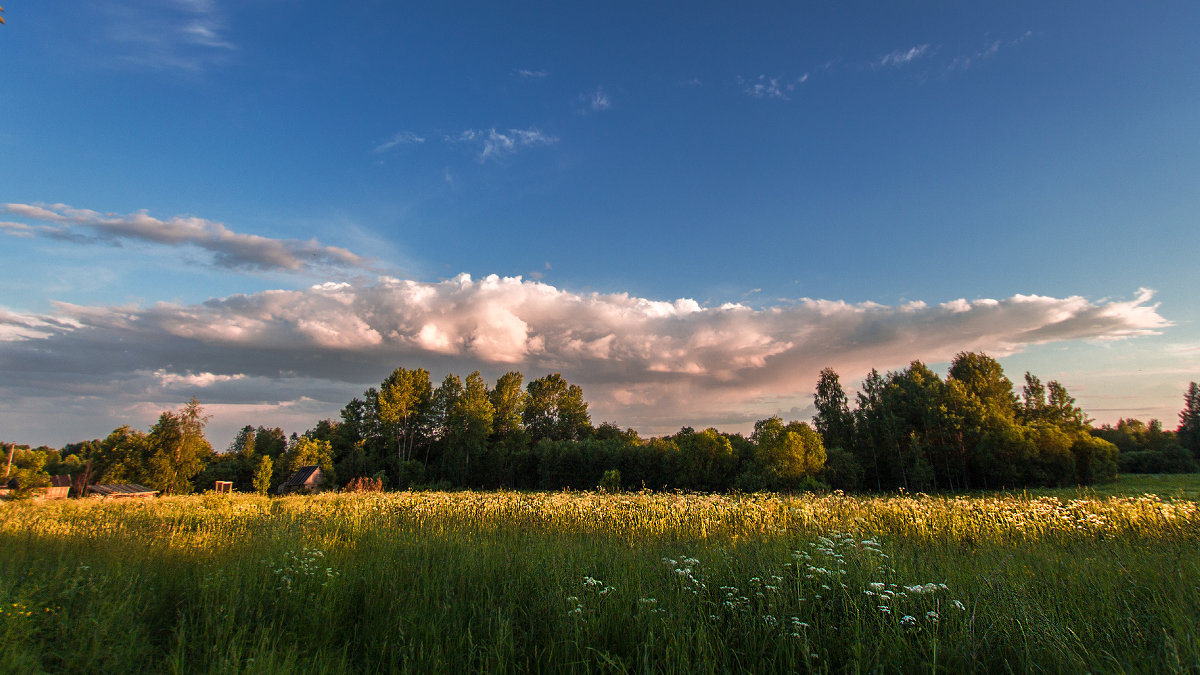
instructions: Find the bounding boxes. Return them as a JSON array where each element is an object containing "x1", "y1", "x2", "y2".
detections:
[{"x1": 2, "y1": 486, "x2": 1198, "y2": 672}]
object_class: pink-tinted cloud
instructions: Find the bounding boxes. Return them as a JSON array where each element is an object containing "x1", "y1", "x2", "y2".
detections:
[{"x1": 0, "y1": 275, "x2": 1170, "y2": 441}]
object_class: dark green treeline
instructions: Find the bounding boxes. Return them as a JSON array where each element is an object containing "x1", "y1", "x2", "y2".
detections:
[{"x1": 12, "y1": 353, "x2": 1200, "y2": 495}]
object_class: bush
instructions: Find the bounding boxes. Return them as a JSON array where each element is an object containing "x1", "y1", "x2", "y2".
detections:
[{"x1": 597, "y1": 469, "x2": 621, "y2": 493}]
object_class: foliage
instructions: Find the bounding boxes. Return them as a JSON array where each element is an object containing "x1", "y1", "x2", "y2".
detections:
[
  {"x1": 1178, "y1": 381, "x2": 1200, "y2": 462},
  {"x1": 252, "y1": 455, "x2": 273, "y2": 495}
]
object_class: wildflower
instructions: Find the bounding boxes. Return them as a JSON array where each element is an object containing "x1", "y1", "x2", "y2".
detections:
[
  {"x1": 952, "y1": 600, "x2": 966, "y2": 611},
  {"x1": 900, "y1": 615, "x2": 918, "y2": 626},
  {"x1": 926, "y1": 611, "x2": 939, "y2": 622}
]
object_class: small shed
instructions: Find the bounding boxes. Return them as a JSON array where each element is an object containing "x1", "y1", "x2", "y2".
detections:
[
  {"x1": 87, "y1": 484, "x2": 159, "y2": 499},
  {"x1": 41, "y1": 475, "x2": 72, "y2": 499},
  {"x1": 279, "y1": 466, "x2": 325, "y2": 494}
]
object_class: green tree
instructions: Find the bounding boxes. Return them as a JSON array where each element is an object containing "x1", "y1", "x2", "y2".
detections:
[
  {"x1": 948, "y1": 352, "x2": 1017, "y2": 422},
  {"x1": 1178, "y1": 381, "x2": 1200, "y2": 461},
  {"x1": 674, "y1": 427, "x2": 738, "y2": 491},
  {"x1": 813, "y1": 367, "x2": 855, "y2": 454},
  {"x1": 253, "y1": 455, "x2": 273, "y2": 495},
  {"x1": 489, "y1": 371, "x2": 527, "y2": 438},
  {"x1": 524, "y1": 373, "x2": 592, "y2": 443},
  {"x1": 95, "y1": 426, "x2": 152, "y2": 484},
  {"x1": 377, "y1": 367, "x2": 432, "y2": 464},
  {"x1": 1019, "y1": 372, "x2": 1047, "y2": 424},
  {"x1": 446, "y1": 371, "x2": 494, "y2": 484},
  {"x1": 1046, "y1": 380, "x2": 1088, "y2": 430},
  {"x1": 145, "y1": 398, "x2": 212, "y2": 495},
  {"x1": 750, "y1": 416, "x2": 826, "y2": 490}
]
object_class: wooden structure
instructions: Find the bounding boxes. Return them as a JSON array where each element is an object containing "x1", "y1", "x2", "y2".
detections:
[
  {"x1": 87, "y1": 484, "x2": 159, "y2": 499},
  {"x1": 42, "y1": 475, "x2": 72, "y2": 499},
  {"x1": 278, "y1": 466, "x2": 325, "y2": 494},
  {"x1": 214, "y1": 481, "x2": 232, "y2": 494}
]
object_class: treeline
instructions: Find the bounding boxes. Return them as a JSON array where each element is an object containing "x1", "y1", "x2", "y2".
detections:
[
  {"x1": 811, "y1": 354, "x2": 1200, "y2": 491},
  {"x1": 196, "y1": 370, "x2": 827, "y2": 494},
  {"x1": 7, "y1": 355, "x2": 1200, "y2": 496}
]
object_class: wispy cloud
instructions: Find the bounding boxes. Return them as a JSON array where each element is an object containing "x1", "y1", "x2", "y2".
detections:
[
  {"x1": 739, "y1": 74, "x2": 808, "y2": 100},
  {"x1": 98, "y1": 0, "x2": 235, "y2": 71},
  {"x1": 514, "y1": 68, "x2": 548, "y2": 79},
  {"x1": 450, "y1": 128, "x2": 559, "y2": 162},
  {"x1": 879, "y1": 44, "x2": 932, "y2": 67},
  {"x1": 584, "y1": 86, "x2": 612, "y2": 112},
  {"x1": 1, "y1": 203, "x2": 371, "y2": 274},
  {"x1": 949, "y1": 31, "x2": 1034, "y2": 71},
  {"x1": 374, "y1": 131, "x2": 426, "y2": 153},
  {"x1": 0, "y1": 277, "x2": 1170, "y2": 440}
]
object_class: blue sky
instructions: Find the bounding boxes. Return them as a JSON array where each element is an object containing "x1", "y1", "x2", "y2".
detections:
[{"x1": 2, "y1": 1, "x2": 1198, "y2": 447}]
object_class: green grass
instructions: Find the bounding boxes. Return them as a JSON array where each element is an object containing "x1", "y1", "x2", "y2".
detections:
[
  {"x1": 1017, "y1": 472, "x2": 1200, "y2": 501},
  {"x1": 1, "y1": 489, "x2": 1198, "y2": 673}
]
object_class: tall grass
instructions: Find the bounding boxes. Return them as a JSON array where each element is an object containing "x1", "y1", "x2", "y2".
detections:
[{"x1": 2, "y1": 487, "x2": 1198, "y2": 673}]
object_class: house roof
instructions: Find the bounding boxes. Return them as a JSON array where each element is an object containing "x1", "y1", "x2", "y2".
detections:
[
  {"x1": 282, "y1": 465, "x2": 322, "y2": 489},
  {"x1": 50, "y1": 475, "x2": 72, "y2": 488},
  {"x1": 87, "y1": 484, "x2": 158, "y2": 496}
]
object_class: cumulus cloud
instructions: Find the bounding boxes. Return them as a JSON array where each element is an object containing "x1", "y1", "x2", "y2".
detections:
[
  {"x1": 0, "y1": 276, "x2": 1170, "y2": 441},
  {"x1": 1, "y1": 203, "x2": 371, "y2": 274}
]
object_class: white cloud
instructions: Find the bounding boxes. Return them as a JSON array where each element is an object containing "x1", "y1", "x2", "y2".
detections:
[
  {"x1": 463, "y1": 127, "x2": 558, "y2": 162},
  {"x1": 374, "y1": 131, "x2": 426, "y2": 153},
  {"x1": 515, "y1": 68, "x2": 548, "y2": 79},
  {"x1": 1, "y1": 203, "x2": 371, "y2": 274},
  {"x1": 153, "y1": 369, "x2": 246, "y2": 388},
  {"x1": 98, "y1": 0, "x2": 235, "y2": 71},
  {"x1": 740, "y1": 75, "x2": 808, "y2": 100},
  {"x1": 949, "y1": 31, "x2": 1034, "y2": 72},
  {"x1": 585, "y1": 86, "x2": 611, "y2": 111},
  {"x1": 0, "y1": 276, "x2": 1171, "y2": 441},
  {"x1": 879, "y1": 44, "x2": 932, "y2": 67}
]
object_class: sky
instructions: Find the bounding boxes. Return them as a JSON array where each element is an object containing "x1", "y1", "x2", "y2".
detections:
[{"x1": 2, "y1": 1, "x2": 1199, "y2": 449}]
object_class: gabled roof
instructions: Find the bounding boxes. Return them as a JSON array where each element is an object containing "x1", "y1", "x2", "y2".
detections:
[
  {"x1": 87, "y1": 483, "x2": 158, "y2": 496},
  {"x1": 50, "y1": 475, "x2": 72, "y2": 488},
  {"x1": 282, "y1": 465, "x2": 322, "y2": 489}
]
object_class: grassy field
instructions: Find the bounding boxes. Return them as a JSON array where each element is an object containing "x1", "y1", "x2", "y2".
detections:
[{"x1": 1, "y1": 476, "x2": 1198, "y2": 673}]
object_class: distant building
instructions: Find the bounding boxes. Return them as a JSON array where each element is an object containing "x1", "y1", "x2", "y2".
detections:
[
  {"x1": 279, "y1": 466, "x2": 326, "y2": 494},
  {"x1": 87, "y1": 484, "x2": 159, "y2": 499},
  {"x1": 43, "y1": 475, "x2": 72, "y2": 499}
]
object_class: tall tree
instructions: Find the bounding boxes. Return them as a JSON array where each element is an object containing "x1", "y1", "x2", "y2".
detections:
[
  {"x1": 1177, "y1": 382, "x2": 1200, "y2": 461},
  {"x1": 523, "y1": 373, "x2": 592, "y2": 443},
  {"x1": 1046, "y1": 380, "x2": 1088, "y2": 430},
  {"x1": 1020, "y1": 373, "x2": 1047, "y2": 424},
  {"x1": 377, "y1": 367, "x2": 432, "y2": 464},
  {"x1": 948, "y1": 352, "x2": 1017, "y2": 422},
  {"x1": 447, "y1": 371, "x2": 494, "y2": 483},
  {"x1": 489, "y1": 371, "x2": 527, "y2": 438},
  {"x1": 813, "y1": 367, "x2": 854, "y2": 453},
  {"x1": 145, "y1": 398, "x2": 212, "y2": 495}
]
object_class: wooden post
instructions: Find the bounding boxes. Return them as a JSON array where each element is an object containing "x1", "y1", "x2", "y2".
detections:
[{"x1": 4, "y1": 442, "x2": 13, "y2": 480}]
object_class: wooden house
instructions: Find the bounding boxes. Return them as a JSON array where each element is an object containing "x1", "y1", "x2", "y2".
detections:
[
  {"x1": 279, "y1": 466, "x2": 325, "y2": 494},
  {"x1": 87, "y1": 484, "x2": 159, "y2": 499},
  {"x1": 42, "y1": 475, "x2": 72, "y2": 499}
]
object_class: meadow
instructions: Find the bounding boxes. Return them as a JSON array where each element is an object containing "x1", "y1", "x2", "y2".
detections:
[{"x1": 1, "y1": 478, "x2": 1198, "y2": 673}]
